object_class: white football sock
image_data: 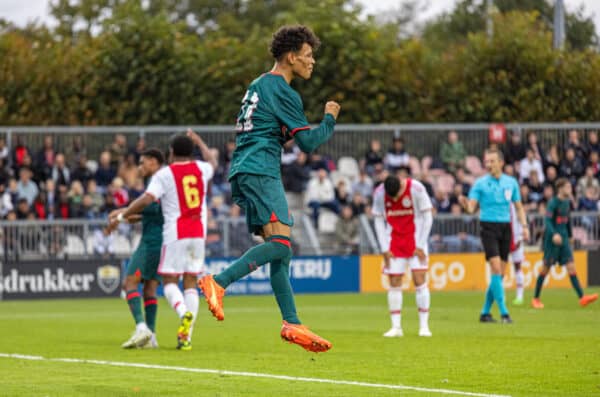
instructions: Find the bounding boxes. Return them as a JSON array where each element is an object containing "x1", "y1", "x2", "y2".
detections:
[
  {"x1": 515, "y1": 266, "x2": 524, "y2": 300},
  {"x1": 184, "y1": 288, "x2": 199, "y2": 341},
  {"x1": 135, "y1": 322, "x2": 149, "y2": 332},
  {"x1": 164, "y1": 283, "x2": 188, "y2": 318},
  {"x1": 416, "y1": 283, "x2": 430, "y2": 330},
  {"x1": 388, "y1": 287, "x2": 403, "y2": 329}
]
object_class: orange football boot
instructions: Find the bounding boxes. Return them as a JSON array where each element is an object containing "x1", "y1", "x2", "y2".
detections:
[
  {"x1": 579, "y1": 293, "x2": 598, "y2": 307},
  {"x1": 531, "y1": 298, "x2": 544, "y2": 309},
  {"x1": 198, "y1": 275, "x2": 225, "y2": 321},
  {"x1": 280, "y1": 321, "x2": 332, "y2": 353}
]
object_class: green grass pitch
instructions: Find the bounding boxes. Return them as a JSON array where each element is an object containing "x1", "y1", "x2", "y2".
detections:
[{"x1": 0, "y1": 288, "x2": 598, "y2": 397}]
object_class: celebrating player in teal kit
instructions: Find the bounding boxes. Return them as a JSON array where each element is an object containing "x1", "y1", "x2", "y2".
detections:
[{"x1": 198, "y1": 25, "x2": 341, "y2": 353}]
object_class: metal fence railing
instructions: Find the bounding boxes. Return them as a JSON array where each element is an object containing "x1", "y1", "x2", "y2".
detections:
[
  {"x1": 1, "y1": 211, "x2": 598, "y2": 261},
  {"x1": 2, "y1": 123, "x2": 600, "y2": 166}
]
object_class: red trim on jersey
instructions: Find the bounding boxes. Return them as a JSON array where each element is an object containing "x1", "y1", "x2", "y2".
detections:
[
  {"x1": 144, "y1": 299, "x2": 158, "y2": 307},
  {"x1": 269, "y1": 211, "x2": 279, "y2": 222},
  {"x1": 290, "y1": 126, "x2": 311, "y2": 136},
  {"x1": 271, "y1": 238, "x2": 291, "y2": 248},
  {"x1": 170, "y1": 162, "x2": 205, "y2": 239},
  {"x1": 127, "y1": 291, "x2": 140, "y2": 300},
  {"x1": 569, "y1": 272, "x2": 577, "y2": 276}
]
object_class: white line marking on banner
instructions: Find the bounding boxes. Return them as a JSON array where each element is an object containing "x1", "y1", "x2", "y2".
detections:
[{"x1": 0, "y1": 352, "x2": 511, "y2": 397}]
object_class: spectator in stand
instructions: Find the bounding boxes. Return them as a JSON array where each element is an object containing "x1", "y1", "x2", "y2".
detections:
[
  {"x1": 585, "y1": 131, "x2": 600, "y2": 156},
  {"x1": 335, "y1": 180, "x2": 351, "y2": 206},
  {"x1": 350, "y1": 192, "x2": 366, "y2": 216},
  {"x1": 35, "y1": 135, "x2": 56, "y2": 180},
  {"x1": 15, "y1": 198, "x2": 32, "y2": 220},
  {"x1": 351, "y1": 169, "x2": 373, "y2": 199},
  {"x1": 128, "y1": 178, "x2": 145, "y2": 201},
  {"x1": 118, "y1": 152, "x2": 138, "y2": 189},
  {"x1": 86, "y1": 180, "x2": 104, "y2": 212},
  {"x1": 281, "y1": 141, "x2": 300, "y2": 171},
  {"x1": 0, "y1": 183, "x2": 14, "y2": 218},
  {"x1": 541, "y1": 184, "x2": 554, "y2": 205},
  {"x1": 209, "y1": 195, "x2": 230, "y2": 218},
  {"x1": 282, "y1": 151, "x2": 311, "y2": 194},
  {"x1": 520, "y1": 184, "x2": 537, "y2": 213},
  {"x1": 68, "y1": 136, "x2": 87, "y2": 168},
  {"x1": 519, "y1": 148, "x2": 545, "y2": 183},
  {"x1": 384, "y1": 137, "x2": 410, "y2": 172},
  {"x1": 545, "y1": 144, "x2": 561, "y2": 171},
  {"x1": 110, "y1": 177, "x2": 129, "y2": 208},
  {"x1": 526, "y1": 170, "x2": 544, "y2": 203},
  {"x1": 578, "y1": 186, "x2": 599, "y2": 211},
  {"x1": 205, "y1": 212, "x2": 224, "y2": 257},
  {"x1": 544, "y1": 165, "x2": 558, "y2": 189},
  {"x1": 307, "y1": 151, "x2": 330, "y2": 171},
  {"x1": 71, "y1": 155, "x2": 93, "y2": 185},
  {"x1": 0, "y1": 158, "x2": 11, "y2": 186},
  {"x1": 589, "y1": 151, "x2": 600, "y2": 177},
  {"x1": 576, "y1": 166, "x2": 600, "y2": 199},
  {"x1": 0, "y1": 137, "x2": 9, "y2": 163},
  {"x1": 93, "y1": 194, "x2": 116, "y2": 257},
  {"x1": 334, "y1": 205, "x2": 360, "y2": 254},
  {"x1": 11, "y1": 136, "x2": 31, "y2": 174},
  {"x1": 417, "y1": 171, "x2": 435, "y2": 198},
  {"x1": 20, "y1": 153, "x2": 41, "y2": 184},
  {"x1": 432, "y1": 190, "x2": 451, "y2": 213},
  {"x1": 7, "y1": 177, "x2": 19, "y2": 207},
  {"x1": 32, "y1": 192, "x2": 48, "y2": 219},
  {"x1": 567, "y1": 129, "x2": 588, "y2": 163},
  {"x1": 440, "y1": 130, "x2": 467, "y2": 173},
  {"x1": 305, "y1": 167, "x2": 339, "y2": 227},
  {"x1": 503, "y1": 163, "x2": 516, "y2": 178},
  {"x1": 51, "y1": 153, "x2": 71, "y2": 190},
  {"x1": 454, "y1": 168, "x2": 472, "y2": 195},
  {"x1": 108, "y1": 133, "x2": 128, "y2": 168},
  {"x1": 79, "y1": 194, "x2": 99, "y2": 219},
  {"x1": 16, "y1": 167, "x2": 39, "y2": 206},
  {"x1": 363, "y1": 139, "x2": 384, "y2": 175},
  {"x1": 44, "y1": 179, "x2": 57, "y2": 209},
  {"x1": 94, "y1": 151, "x2": 116, "y2": 191},
  {"x1": 525, "y1": 131, "x2": 544, "y2": 164},
  {"x1": 372, "y1": 166, "x2": 388, "y2": 189},
  {"x1": 68, "y1": 180, "x2": 85, "y2": 217},
  {"x1": 130, "y1": 136, "x2": 146, "y2": 163},
  {"x1": 503, "y1": 131, "x2": 526, "y2": 165},
  {"x1": 56, "y1": 190, "x2": 71, "y2": 219},
  {"x1": 560, "y1": 147, "x2": 585, "y2": 186}
]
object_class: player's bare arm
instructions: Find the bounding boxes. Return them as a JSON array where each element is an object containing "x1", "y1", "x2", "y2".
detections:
[
  {"x1": 513, "y1": 201, "x2": 530, "y2": 242},
  {"x1": 459, "y1": 195, "x2": 478, "y2": 214},
  {"x1": 108, "y1": 193, "x2": 154, "y2": 229},
  {"x1": 186, "y1": 128, "x2": 218, "y2": 170}
]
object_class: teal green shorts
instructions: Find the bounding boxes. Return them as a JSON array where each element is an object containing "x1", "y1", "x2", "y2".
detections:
[
  {"x1": 543, "y1": 237, "x2": 574, "y2": 266},
  {"x1": 127, "y1": 242, "x2": 162, "y2": 281},
  {"x1": 231, "y1": 174, "x2": 293, "y2": 235}
]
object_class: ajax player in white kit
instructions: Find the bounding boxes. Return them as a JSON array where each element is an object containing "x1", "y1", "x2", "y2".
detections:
[
  {"x1": 373, "y1": 173, "x2": 433, "y2": 337},
  {"x1": 510, "y1": 202, "x2": 525, "y2": 305},
  {"x1": 110, "y1": 131, "x2": 216, "y2": 350}
]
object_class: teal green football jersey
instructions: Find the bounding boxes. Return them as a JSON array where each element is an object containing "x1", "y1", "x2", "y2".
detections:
[
  {"x1": 140, "y1": 200, "x2": 163, "y2": 246},
  {"x1": 544, "y1": 197, "x2": 571, "y2": 238},
  {"x1": 229, "y1": 72, "x2": 311, "y2": 180}
]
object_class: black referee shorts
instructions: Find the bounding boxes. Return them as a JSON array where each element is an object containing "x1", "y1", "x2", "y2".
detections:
[{"x1": 480, "y1": 222, "x2": 512, "y2": 261}]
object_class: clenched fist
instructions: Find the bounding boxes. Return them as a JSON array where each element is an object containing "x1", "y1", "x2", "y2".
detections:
[{"x1": 324, "y1": 101, "x2": 341, "y2": 120}]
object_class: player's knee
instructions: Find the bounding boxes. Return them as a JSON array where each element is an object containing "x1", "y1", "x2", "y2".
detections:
[
  {"x1": 124, "y1": 276, "x2": 138, "y2": 291},
  {"x1": 389, "y1": 275, "x2": 403, "y2": 287},
  {"x1": 262, "y1": 221, "x2": 291, "y2": 239},
  {"x1": 513, "y1": 262, "x2": 521, "y2": 271},
  {"x1": 412, "y1": 273, "x2": 426, "y2": 287}
]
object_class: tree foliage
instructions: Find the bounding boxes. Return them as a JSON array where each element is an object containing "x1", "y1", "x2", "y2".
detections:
[{"x1": 1, "y1": 0, "x2": 600, "y2": 125}]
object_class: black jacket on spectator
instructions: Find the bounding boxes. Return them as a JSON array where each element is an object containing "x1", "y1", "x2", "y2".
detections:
[
  {"x1": 95, "y1": 166, "x2": 116, "y2": 187},
  {"x1": 504, "y1": 142, "x2": 526, "y2": 165},
  {"x1": 71, "y1": 165, "x2": 93, "y2": 185},
  {"x1": 560, "y1": 158, "x2": 585, "y2": 183},
  {"x1": 283, "y1": 162, "x2": 311, "y2": 193}
]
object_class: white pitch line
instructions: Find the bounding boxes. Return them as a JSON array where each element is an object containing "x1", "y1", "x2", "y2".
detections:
[{"x1": 0, "y1": 353, "x2": 511, "y2": 397}]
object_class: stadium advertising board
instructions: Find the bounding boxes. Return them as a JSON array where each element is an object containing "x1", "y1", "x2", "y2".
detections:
[
  {"x1": 147, "y1": 255, "x2": 360, "y2": 297},
  {"x1": 0, "y1": 259, "x2": 122, "y2": 300},
  {"x1": 204, "y1": 255, "x2": 359, "y2": 295},
  {"x1": 360, "y1": 252, "x2": 588, "y2": 292}
]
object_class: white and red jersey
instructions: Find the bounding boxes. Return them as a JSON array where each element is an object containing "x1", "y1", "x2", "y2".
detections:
[
  {"x1": 509, "y1": 202, "x2": 523, "y2": 252},
  {"x1": 373, "y1": 178, "x2": 433, "y2": 258},
  {"x1": 146, "y1": 160, "x2": 214, "y2": 245}
]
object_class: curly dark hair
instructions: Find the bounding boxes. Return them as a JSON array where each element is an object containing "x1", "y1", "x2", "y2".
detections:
[{"x1": 270, "y1": 25, "x2": 321, "y2": 61}]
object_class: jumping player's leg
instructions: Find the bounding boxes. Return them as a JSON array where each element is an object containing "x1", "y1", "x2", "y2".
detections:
[
  {"x1": 163, "y1": 275, "x2": 188, "y2": 318},
  {"x1": 412, "y1": 269, "x2": 431, "y2": 336}
]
